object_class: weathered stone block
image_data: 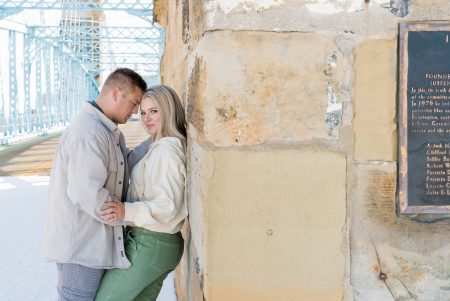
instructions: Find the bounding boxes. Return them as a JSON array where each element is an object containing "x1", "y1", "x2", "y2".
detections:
[
  {"x1": 190, "y1": 30, "x2": 343, "y2": 146},
  {"x1": 203, "y1": 150, "x2": 347, "y2": 301},
  {"x1": 353, "y1": 39, "x2": 397, "y2": 162}
]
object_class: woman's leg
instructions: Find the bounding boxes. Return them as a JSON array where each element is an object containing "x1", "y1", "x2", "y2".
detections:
[
  {"x1": 135, "y1": 236, "x2": 184, "y2": 301},
  {"x1": 133, "y1": 271, "x2": 172, "y2": 301},
  {"x1": 94, "y1": 231, "x2": 152, "y2": 301},
  {"x1": 95, "y1": 229, "x2": 183, "y2": 301}
]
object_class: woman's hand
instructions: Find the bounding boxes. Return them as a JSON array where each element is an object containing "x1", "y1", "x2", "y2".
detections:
[{"x1": 101, "y1": 199, "x2": 125, "y2": 222}]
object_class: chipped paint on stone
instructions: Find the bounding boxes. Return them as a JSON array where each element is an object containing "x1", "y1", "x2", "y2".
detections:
[
  {"x1": 325, "y1": 87, "x2": 342, "y2": 137},
  {"x1": 305, "y1": 0, "x2": 397, "y2": 15},
  {"x1": 324, "y1": 52, "x2": 342, "y2": 137},
  {"x1": 385, "y1": 0, "x2": 410, "y2": 18},
  {"x1": 214, "y1": 0, "x2": 283, "y2": 14},
  {"x1": 334, "y1": 35, "x2": 355, "y2": 127},
  {"x1": 305, "y1": 2, "x2": 344, "y2": 15},
  {"x1": 204, "y1": 0, "x2": 284, "y2": 29}
]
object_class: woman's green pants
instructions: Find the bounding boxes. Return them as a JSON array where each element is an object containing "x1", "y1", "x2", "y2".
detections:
[{"x1": 95, "y1": 227, "x2": 184, "y2": 301}]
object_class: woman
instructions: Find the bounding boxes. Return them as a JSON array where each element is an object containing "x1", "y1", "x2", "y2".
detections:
[{"x1": 95, "y1": 85, "x2": 187, "y2": 301}]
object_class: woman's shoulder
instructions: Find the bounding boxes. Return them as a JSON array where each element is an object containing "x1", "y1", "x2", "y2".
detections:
[
  {"x1": 151, "y1": 137, "x2": 185, "y2": 161},
  {"x1": 153, "y1": 137, "x2": 184, "y2": 149}
]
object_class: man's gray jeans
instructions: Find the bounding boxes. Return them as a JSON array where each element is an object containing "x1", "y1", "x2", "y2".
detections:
[{"x1": 57, "y1": 263, "x2": 105, "y2": 301}]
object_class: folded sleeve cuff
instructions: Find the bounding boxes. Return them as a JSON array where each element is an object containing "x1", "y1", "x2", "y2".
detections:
[{"x1": 124, "y1": 202, "x2": 139, "y2": 225}]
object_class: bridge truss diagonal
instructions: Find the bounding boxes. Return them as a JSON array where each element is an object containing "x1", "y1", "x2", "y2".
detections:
[{"x1": 0, "y1": 0, "x2": 163, "y2": 145}]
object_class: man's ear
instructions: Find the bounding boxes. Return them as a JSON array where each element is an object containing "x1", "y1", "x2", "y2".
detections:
[{"x1": 112, "y1": 87, "x2": 119, "y2": 102}]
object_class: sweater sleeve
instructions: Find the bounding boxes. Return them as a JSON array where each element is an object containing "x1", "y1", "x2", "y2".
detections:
[
  {"x1": 124, "y1": 143, "x2": 186, "y2": 228},
  {"x1": 66, "y1": 134, "x2": 111, "y2": 222}
]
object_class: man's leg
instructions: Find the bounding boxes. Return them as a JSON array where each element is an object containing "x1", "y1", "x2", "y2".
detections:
[{"x1": 57, "y1": 263, "x2": 105, "y2": 301}]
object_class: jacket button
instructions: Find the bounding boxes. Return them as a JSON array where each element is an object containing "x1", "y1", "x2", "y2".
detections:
[
  {"x1": 119, "y1": 181, "x2": 122, "y2": 184},
  {"x1": 117, "y1": 143, "x2": 119, "y2": 146},
  {"x1": 121, "y1": 251, "x2": 124, "y2": 257},
  {"x1": 120, "y1": 162, "x2": 123, "y2": 165},
  {"x1": 118, "y1": 237, "x2": 122, "y2": 240}
]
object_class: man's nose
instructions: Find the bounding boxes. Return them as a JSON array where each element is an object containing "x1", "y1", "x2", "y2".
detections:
[{"x1": 132, "y1": 105, "x2": 138, "y2": 114}]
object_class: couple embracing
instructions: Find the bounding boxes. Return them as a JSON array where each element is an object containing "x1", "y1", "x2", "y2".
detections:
[{"x1": 44, "y1": 68, "x2": 187, "y2": 301}]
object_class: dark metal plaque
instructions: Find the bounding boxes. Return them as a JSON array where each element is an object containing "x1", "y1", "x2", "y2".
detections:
[{"x1": 399, "y1": 22, "x2": 450, "y2": 214}]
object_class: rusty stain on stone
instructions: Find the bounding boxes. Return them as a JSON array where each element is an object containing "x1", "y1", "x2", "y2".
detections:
[
  {"x1": 182, "y1": 0, "x2": 189, "y2": 43},
  {"x1": 373, "y1": 263, "x2": 380, "y2": 274},
  {"x1": 365, "y1": 169, "x2": 397, "y2": 228},
  {"x1": 364, "y1": 168, "x2": 450, "y2": 245},
  {"x1": 187, "y1": 57, "x2": 206, "y2": 136},
  {"x1": 216, "y1": 106, "x2": 237, "y2": 123}
]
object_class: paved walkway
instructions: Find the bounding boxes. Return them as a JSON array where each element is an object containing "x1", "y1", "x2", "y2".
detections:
[{"x1": 0, "y1": 119, "x2": 148, "y2": 176}]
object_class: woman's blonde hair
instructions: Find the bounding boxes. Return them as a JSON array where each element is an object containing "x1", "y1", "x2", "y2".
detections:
[{"x1": 142, "y1": 85, "x2": 187, "y2": 142}]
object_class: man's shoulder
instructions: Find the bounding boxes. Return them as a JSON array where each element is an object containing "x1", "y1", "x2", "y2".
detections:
[
  {"x1": 66, "y1": 112, "x2": 109, "y2": 143},
  {"x1": 71, "y1": 111, "x2": 105, "y2": 133}
]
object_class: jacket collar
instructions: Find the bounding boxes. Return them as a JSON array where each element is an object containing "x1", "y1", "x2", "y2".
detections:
[{"x1": 82, "y1": 102, "x2": 118, "y2": 132}]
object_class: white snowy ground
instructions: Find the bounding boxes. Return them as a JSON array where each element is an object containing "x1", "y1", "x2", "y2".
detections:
[{"x1": 0, "y1": 176, "x2": 177, "y2": 301}]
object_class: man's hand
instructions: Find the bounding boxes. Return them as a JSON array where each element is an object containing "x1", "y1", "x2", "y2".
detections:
[{"x1": 101, "y1": 199, "x2": 125, "y2": 222}]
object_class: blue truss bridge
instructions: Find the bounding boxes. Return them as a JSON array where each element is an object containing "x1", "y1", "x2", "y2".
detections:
[{"x1": 0, "y1": 0, "x2": 163, "y2": 145}]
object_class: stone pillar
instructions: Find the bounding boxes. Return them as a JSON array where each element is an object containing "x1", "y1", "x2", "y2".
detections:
[{"x1": 153, "y1": 1, "x2": 450, "y2": 300}]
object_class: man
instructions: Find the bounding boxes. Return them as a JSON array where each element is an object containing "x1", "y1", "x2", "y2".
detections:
[{"x1": 44, "y1": 68, "x2": 147, "y2": 300}]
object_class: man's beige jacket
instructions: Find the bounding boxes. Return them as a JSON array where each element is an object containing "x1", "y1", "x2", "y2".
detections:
[{"x1": 44, "y1": 102, "x2": 130, "y2": 269}]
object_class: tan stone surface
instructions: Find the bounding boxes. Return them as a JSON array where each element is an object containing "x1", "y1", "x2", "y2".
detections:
[
  {"x1": 413, "y1": 0, "x2": 449, "y2": 5},
  {"x1": 191, "y1": 30, "x2": 343, "y2": 146},
  {"x1": 203, "y1": 150, "x2": 347, "y2": 301},
  {"x1": 158, "y1": 0, "x2": 186, "y2": 94},
  {"x1": 353, "y1": 39, "x2": 397, "y2": 162},
  {"x1": 175, "y1": 221, "x2": 204, "y2": 301},
  {"x1": 185, "y1": 125, "x2": 213, "y2": 263},
  {"x1": 351, "y1": 163, "x2": 450, "y2": 300}
]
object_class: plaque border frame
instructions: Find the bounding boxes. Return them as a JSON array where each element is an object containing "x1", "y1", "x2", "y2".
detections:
[{"x1": 399, "y1": 21, "x2": 450, "y2": 215}]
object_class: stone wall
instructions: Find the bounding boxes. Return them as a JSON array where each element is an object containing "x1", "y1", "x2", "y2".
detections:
[{"x1": 153, "y1": 1, "x2": 450, "y2": 300}]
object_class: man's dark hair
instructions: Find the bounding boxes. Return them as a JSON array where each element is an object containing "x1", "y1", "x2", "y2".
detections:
[{"x1": 104, "y1": 68, "x2": 147, "y2": 92}]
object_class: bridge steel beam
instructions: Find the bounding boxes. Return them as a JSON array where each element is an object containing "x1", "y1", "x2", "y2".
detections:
[
  {"x1": 0, "y1": 0, "x2": 154, "y2": 23},
  {"x1": 0, "y1": 1, "x2": 163, "y2": 145}
]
